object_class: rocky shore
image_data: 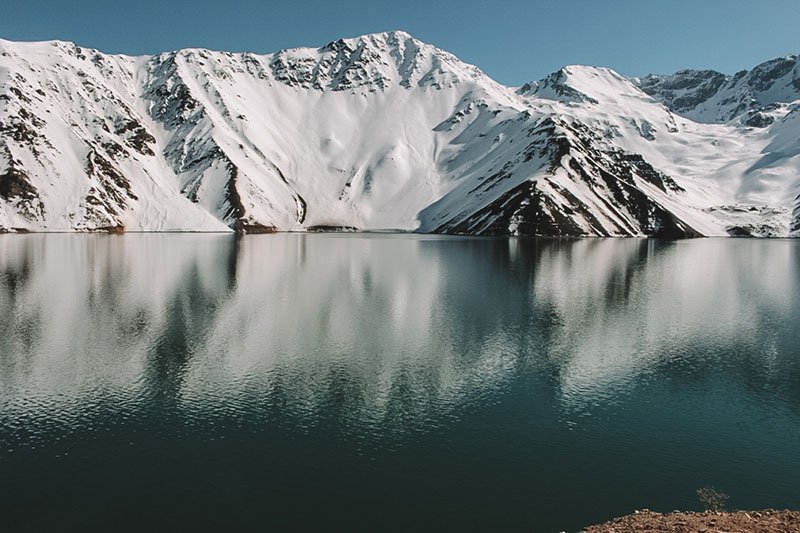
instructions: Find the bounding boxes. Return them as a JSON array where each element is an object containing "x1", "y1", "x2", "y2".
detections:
[{"x1": 583, "y1": 509, "x2": 800, "y2": 532}]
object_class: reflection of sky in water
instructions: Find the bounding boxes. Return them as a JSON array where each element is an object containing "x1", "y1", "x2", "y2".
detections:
[{"x1": 1, "y1": 235, "x2": 799, "y2": 531}]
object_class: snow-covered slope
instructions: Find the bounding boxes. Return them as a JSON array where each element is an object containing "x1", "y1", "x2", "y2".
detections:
[{"x1": 1, "y1": 32, "x2": 798, "y2": 236}]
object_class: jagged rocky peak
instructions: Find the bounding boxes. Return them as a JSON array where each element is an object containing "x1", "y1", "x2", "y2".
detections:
[
  {"x1": 518, "y1": 65, "x2": 646, "y2": 106},
  {"x1": 140, "y1": 30, "x2": 487, "y2": 94},
  {"x1": 638, "y1": 69, "x2": 729, "y2": 114},
  {"x1": 747, "y1": 55, "x2": 799, "y2": 88},
  {"x1": 638, "y1": 55, "x2": 800, "y2": 123},
  {"x1": 518, "y1": 68, "x2": 597, "y2": 104},
  {"x1": 266, "y1": 30, "x2": 487, "y2": 91},
  {"x1": 270, "y1": 31, "x2": 403, "y2": 91}
]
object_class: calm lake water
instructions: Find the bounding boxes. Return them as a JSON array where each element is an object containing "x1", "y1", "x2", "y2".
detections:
[{"x1": 1, "y1": 234, "x2": 799, "y2": 532}]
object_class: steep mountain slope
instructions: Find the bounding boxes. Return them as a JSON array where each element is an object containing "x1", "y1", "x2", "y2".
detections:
[
  {"x1": 637, "y1": 56, "x2": 800, "y2": 235},
  {"x1": 1, "y1": 32, "x2": 798, "y2": 236}
]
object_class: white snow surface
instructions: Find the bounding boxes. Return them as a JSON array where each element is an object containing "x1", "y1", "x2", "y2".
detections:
[{"x1": 1, "y1": 32, "x2": 799, "y2": 236}]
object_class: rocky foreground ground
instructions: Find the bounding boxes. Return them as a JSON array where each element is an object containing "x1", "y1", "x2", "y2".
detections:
[{"x1": 583, "y1": 509, "x2": 800, "y2": 532}]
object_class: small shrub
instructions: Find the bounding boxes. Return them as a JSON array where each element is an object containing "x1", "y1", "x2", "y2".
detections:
[{"x1": 697, "y1": 486, "x2": 729, "y2": 511}]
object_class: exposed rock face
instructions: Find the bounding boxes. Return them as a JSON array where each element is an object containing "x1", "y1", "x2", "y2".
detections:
[
  {"x1": 0, "y1": 166, "x2": 44, "y2": 222},
  {"x1": 427, "y1": 116, "x2": 698, "y2": 238},
  {"x1": 793, "y1": 195, "x2": 800, "y2": 235},
  {"x1": 518, "y1": 68, "x2": 600, "y2": 104},
  {"x1": 638, "y1": 69, "x2": 728, "y2": 116},
  {"x1": 0, "y1": 34, "x2": 798, "y2": 236},
  {"x1": 638, "y1": 55, "x2": 800, "y2": 124}
]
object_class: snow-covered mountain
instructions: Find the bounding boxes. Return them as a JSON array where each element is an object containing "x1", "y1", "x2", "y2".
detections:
[{"x1": 1, "y1": 31, "x2": 798, "y2": 236}]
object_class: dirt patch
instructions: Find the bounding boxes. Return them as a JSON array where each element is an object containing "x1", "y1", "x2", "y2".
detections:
[
  {"x1": 96, "y1": 224, "x2": 126, "y2": 234},
  {"x1": 234, "y1": 221, "x2": 278, "y2": 234},
  {"x1": 305, "y1": 225, "x2": 359, "y2": 232},
  {"x1": 583, "y1": 509, "x2": 800, "y2": 533}
]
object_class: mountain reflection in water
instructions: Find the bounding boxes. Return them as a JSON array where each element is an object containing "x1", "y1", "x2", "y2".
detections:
[{"x1": 1, "y1": 234, "x2": 798, "y2": 532}]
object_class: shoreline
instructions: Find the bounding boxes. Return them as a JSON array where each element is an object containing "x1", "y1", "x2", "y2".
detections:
[{"x1": 582, "y1": 509, "x2": 800, "y2": 532}]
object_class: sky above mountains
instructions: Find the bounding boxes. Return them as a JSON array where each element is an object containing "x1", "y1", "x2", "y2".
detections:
[{"x1": 1, "y1": 0, "x2": 799, "y2": 86}]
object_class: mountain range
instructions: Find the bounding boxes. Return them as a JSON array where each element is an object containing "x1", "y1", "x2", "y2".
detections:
[{"x1": 1, "y1": 31, "x2": 798, "y2": 236}]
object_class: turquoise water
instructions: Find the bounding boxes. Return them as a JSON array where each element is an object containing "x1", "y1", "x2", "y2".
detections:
[{"x1": 1, "y1": 234, "x2": 799, "y2": 532}]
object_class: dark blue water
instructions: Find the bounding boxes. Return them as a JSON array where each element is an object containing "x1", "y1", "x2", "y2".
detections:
[{"x1": 1, "y1": 235, "x2": 799, "y2": 532}]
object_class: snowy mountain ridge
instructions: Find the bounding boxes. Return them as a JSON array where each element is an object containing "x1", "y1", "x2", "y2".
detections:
[{"x1": 1, "y1": 31, "x2": 799, "y2": 236}]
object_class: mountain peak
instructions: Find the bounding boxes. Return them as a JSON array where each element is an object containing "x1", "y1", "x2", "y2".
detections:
[
  {"x1": 321, "y1": 29, "x2": 415, "y2": 49},
  {"x1": 518, "y1": 64, "x2": 639, "y2": 105},
  {"x1": 263, "y1": 29, "x2": 488, "y2": 92},
  {"x1": 639, "y1": 55, "x2": 800, "y2": 123},
  {"x1": 2, "y1": 36, "x2": 800, "y2": 237}
]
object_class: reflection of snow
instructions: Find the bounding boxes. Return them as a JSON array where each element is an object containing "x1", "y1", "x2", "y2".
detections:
[
  {"x1": 533, "y1": 239, "x2": 797, "y2": 409},
  {"x1": 180, "y1": 235, "x2": 520, "y2": 429},
  {"x1": 0, "y1": 234, "x2": 235, "y2": 397},
  {"x1": 0, "y1": 235, "x2": 522, "y2": 434},
  {"x1": 0, "y1": 235, "x2": 796, "y2": 437}
]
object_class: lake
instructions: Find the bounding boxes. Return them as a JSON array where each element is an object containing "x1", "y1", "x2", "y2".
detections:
[{"x1": 1, "y1": 234, "x2": 799, "y2": 532}]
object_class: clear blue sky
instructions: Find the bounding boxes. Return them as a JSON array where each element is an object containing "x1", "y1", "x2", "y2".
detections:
[{"x1": 1, "y1": 0, "x2": 798, "y2": 86}]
